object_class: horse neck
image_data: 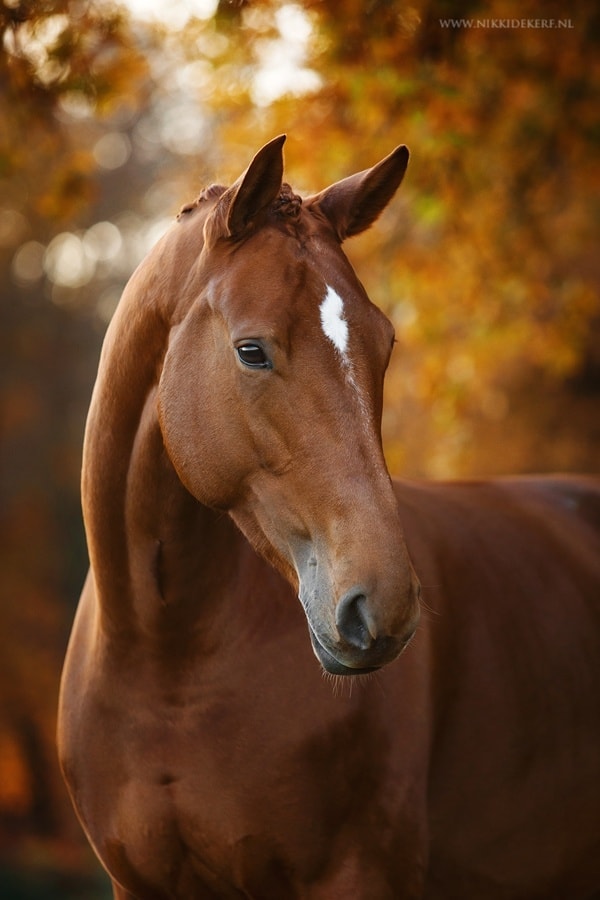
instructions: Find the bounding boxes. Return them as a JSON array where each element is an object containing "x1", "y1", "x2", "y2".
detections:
[{"x1": 81, "y1": 245, "x2": 244, "y2": 645}]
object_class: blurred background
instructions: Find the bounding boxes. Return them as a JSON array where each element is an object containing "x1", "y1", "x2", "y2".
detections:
[{"x1": 1, "y1": 0, "x2": 598, "y2": 895}]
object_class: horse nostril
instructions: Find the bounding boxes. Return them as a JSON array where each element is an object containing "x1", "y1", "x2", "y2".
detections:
[{"x1": 335, "y1": 590, "x2": 376, "y2": 651}]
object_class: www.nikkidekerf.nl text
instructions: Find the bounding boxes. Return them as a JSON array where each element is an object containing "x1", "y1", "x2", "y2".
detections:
[{"x1": 439, "y1": 18, "x2": 574, "y2": 29}]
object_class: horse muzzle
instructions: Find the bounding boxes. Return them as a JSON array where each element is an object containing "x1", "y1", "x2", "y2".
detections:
[{"x1": 303, "y1": 581, "x2": 421, "y2": 676}]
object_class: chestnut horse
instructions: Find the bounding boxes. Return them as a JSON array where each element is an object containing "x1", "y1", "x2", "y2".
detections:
[{"x1": 58, "y1": 136, "x2": 600, "y2": 899}]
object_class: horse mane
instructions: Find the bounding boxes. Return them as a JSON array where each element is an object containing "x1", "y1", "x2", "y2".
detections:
[
  {"x1": 177, "y1": 184, "x2": 227, "y2": 218},
  {"x1": 274, "y1": 183, "x2": 302, "y2": 219},
  {"x1": 177, "y1": 183, "x2": 302, "y2": 221}
]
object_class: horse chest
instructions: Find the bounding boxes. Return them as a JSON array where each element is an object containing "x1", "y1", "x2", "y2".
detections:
[{"x1": 77, "y1": 654, "x2": 419, "y2": 897}]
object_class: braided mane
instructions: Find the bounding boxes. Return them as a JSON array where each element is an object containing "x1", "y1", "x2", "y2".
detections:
[
  {"x1": 176, "y1": 182, "x2": 302, "y2": 224},
  {"x1": 274, "y1": 183, "x2": 302, "y2": 218}
]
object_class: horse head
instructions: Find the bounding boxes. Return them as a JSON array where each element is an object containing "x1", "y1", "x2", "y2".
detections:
[{"x1": 158, "y1": 135, "x2": 421, "y2": 675}]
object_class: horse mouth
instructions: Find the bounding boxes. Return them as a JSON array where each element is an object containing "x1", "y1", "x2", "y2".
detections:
[{"x1": 308, "y1": 628, "x2": 381, "y2": 677}]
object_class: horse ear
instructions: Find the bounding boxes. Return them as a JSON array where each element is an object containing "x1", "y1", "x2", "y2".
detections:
[
  {"x1": 308, "y1": 145, "x2": 409, "y2": 242},
  {"x1": 205, "y1": 135, "x2": 286, "y2": 243}
]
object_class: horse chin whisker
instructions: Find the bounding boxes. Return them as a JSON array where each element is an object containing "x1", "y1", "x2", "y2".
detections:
[
  {"x1": 320, "y1": 666, "x2": 382, "y2": 699},
  {"x1": 413, "y1": 587, "x2": 441, "y2": 618},
  {"x1": 417, "y1": 604, "x2": 439, "y2": 624},
  {"x1": 321, "y1": 669, "x2": 346, "y2": 698}
]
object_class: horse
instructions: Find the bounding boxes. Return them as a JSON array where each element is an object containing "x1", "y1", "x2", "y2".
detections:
[{"x1": 58, "y1": 135, "x2": 600, "y2": 899}]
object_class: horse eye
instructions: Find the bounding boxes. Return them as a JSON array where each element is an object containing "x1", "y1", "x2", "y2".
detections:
[{"x1": 236, "y1": 343, "x2": 271, "y2": 369}]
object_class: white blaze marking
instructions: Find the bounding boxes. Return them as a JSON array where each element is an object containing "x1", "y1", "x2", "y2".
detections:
[
  {"x1": 320, "y1": 285, "x2": 348, "y2": 356},
  {"x1": 319, "y1": 283, "x2": 371, "y2": 428}
]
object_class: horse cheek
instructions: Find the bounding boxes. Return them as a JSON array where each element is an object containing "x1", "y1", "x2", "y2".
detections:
[{"x1": 158, "y1": 342, "x2": 249, "y2": 510}]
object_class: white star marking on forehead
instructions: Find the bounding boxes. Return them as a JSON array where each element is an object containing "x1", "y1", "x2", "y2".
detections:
[
  {"x1": 320, "y1": 285, "x2": 349, "y2": 356},
  {"x1": 319, "y1": 283, "x2": 372, "y2": 427}
]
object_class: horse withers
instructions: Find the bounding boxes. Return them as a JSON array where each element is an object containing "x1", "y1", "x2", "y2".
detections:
[{"x1": 58, "y1": 135, "x2": 600, "y2": 899}]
